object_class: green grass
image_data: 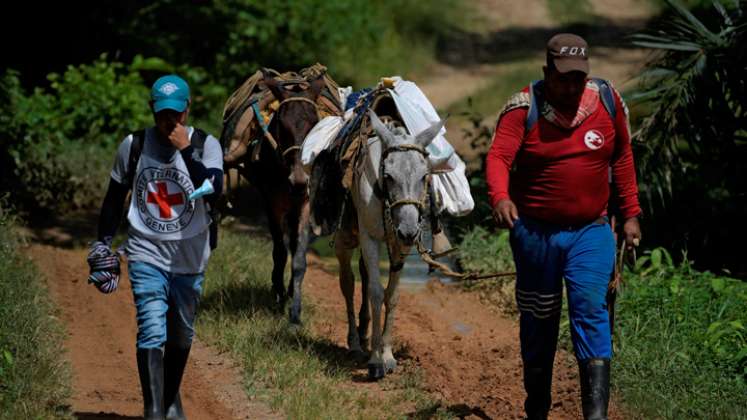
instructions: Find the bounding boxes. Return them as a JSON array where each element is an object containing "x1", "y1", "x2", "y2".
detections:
[
  {"x1": 0, "y1": 206, "x2": 71, "y2": 419},
  {"x1": 197, "y1": 228, "x2": 442, "y2": 419},
  {"x1": 546, "y1": 0, "x2": 595, "y2": 25},
  {"x1": 457, "y1": 227, "x2": 518, "y2": 315},
  {"x1": 614, "y1": 249, "x2": 747, "y2": 419},
  {"x1": 457, "y1": 226, "x2": 747, "y2": 418}
]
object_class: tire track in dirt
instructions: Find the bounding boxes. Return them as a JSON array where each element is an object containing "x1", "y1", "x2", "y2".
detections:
[
  {"x1": 26, "y1": 244, "x2": 277, "y2": 420},
  {"x1": 304, "y1": 255, "x2": 623, "y2": 419}
]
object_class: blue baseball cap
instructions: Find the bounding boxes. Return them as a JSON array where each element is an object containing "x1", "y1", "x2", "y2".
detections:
[{"x1": 151, "y1": 75, "x2": 190, "y2": 113}]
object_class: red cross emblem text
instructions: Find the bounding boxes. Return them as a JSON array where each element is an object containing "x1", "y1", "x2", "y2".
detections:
[{"x1": 146, "y1": 182, "x2": 184, "y2": 219}]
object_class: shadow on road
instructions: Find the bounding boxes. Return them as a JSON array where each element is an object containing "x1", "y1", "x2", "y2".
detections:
[{"x1": 75, "y1": 413, "x2": 140, "y2": 420}]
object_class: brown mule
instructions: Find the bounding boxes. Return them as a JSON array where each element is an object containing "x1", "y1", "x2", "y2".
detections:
[{"x1": 241, "y1": 70, "x2": 325, "y2": 324}]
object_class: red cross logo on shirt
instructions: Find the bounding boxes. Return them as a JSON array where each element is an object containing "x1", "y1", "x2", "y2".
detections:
[{"x1": 146, "y1": 182, "x2": 184, "y2": 219}]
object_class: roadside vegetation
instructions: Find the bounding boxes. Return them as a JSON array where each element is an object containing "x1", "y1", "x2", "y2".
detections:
[
  {"x1": 0, "y1": 204, "x2": 71, "y2": 419},
  {"x1": 615, "y1": 248, "x2": 747, "y2": 418}
]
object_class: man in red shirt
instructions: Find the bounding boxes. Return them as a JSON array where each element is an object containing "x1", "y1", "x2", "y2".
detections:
[{"x1": 486, "y1": 34, "x2": 642, "y2": 420}]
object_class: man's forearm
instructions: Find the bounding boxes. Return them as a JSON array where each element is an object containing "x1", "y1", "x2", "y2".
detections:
[{"x1": 97, "y1": 178, "x2": 129, "y2": 243}]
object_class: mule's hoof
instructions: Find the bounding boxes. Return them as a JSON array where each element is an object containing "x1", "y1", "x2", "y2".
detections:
[
  {"x1": 384, "y1": 358, "x2": 397, "y2": 373},
  {"x1": 368, "y1": 363, "x2": 385, "y2": 381}
]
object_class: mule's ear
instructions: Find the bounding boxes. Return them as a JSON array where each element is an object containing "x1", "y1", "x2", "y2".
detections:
[
  {"x1": 262, "y1": 69, "x2": 287, "y2": 101},
  {"x1": 368, "y1": 109, "x2": 397, "y2": 146},
  {"x1": 415, "y1": 117, "x2": 445, "y2": 147}
]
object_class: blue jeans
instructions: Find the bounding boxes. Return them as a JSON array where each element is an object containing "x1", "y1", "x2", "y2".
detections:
[
  {"x1": 128, "y1": 261, "x2": 204, "y2": 350},
  {"x1": 510, "y1": 217, "x2": 615, "y2": 365}
]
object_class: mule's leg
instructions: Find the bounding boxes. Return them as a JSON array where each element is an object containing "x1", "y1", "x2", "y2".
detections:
[
  {"x1": 357, "y1": 254, "x2": 370, "y2": 351},
  {"x1": 360, "y1": 231, "x2": 385, "y2": 380},
  {"x1": 287, "y1": 199, "x2": 310, "y2": 325},
  {"x1": 381, "y1": 243, "x2": 406, "y2": 373},
  {"x1": 335, "y1": 229, "x2": 363, "y2": 356},
  {"x1": 266, "y1": 201, "x2": 288, "y2": 310}
]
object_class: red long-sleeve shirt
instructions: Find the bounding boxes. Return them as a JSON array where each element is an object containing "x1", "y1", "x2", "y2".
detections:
[{"x1": 486, "y1": 86, "x2": 641, "y2": 225}]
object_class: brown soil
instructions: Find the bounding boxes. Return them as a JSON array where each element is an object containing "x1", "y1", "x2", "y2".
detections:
[
  {"x1": 26, "y1": 244, "x2": 278, "y2": 420},
  {"x1": 305, "y1": 255, "x2": 624, "y2": 419},
  {"x1": 27, "y1": 238, "x2": 625, "y2": 419}
]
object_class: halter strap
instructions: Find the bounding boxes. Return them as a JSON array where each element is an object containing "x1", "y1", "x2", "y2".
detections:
[
  {"x1": 382, "y1": 143, "x2": 429, "y2": 158},
  {"x1": 282, "y1": 145, "x2": 302, "y2": 157},
  {"x1": 270, "y1": 96, "x2": 318, "y2": 159},
  {"x1": 278, "y1": 96, "x2": 319, "y2": 109},
  {"x1": 380, "y1": 142, "x2": 431, "y2": 210}
]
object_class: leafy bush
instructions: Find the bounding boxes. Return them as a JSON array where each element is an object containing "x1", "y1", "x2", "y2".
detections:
[
  {"x1": 0, "y1": 56, "x2": 151, "y2": 216},
  {"x1": 0, "y1": 203, "x2": 71, "y2": 418},
  {"x1": 457, "y1": 226, "x2": 517, "y2": 315},
  {"x1": 80, "y1": 0, "x2": 470, "y2": 88},
  {"x1": 615, "y1": 248, "x2": 747, "y2": 418},
  {"x1": 630, "y1": 0, "x2": 747, "y2": 273}
]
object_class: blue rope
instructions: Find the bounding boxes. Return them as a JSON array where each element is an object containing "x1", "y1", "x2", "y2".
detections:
[{"x1": 251, "y1": 100, "x2": 270, "y2": 134}]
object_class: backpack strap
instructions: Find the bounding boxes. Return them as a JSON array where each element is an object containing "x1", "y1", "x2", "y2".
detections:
[
  {"x1": 592, "y1": 78, "x2": 617, "y2": 120},
  {"x1": 191, "y1": 127, "x2": 208, "y2": 150},
  {"x1": 526, "y1": 80, "x2": 544, "y2": 133},
  {"x1": 190, "y1": 127, "x2": 219, "y2": 250},
  {"x1": 125, "y1": 129, "x2": 145, "y2": 188}
]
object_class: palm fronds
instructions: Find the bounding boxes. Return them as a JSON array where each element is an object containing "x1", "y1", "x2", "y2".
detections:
[{"x1": 631, "y1": 0, "x2": 746, "y2": 211}]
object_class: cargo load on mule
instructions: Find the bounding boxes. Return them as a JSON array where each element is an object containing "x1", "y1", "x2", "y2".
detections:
[
  {"x1": 220, "y1": 63, "x2": 344, "y2": 188},
  {"x1": 303, "y1": 76, "x2": 474, "y2": 257}
]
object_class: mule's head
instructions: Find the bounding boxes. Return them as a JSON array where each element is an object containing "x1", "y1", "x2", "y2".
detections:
[
  {"x1": 263, "y1": 70, "x2": 324, "y2": 192},
  {"x1": 368, "y1": 109, "x2": 443, "y2": 247}
]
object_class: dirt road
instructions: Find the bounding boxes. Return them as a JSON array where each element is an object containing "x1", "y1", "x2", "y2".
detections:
[
  {"x1": 27, "y1": 244, "x2": 277, "y2": 420},
  {"x1": 28, "y1": 242, "x2": 622, "y2": 419},
  {"x1": 305, "y1": 254, "x2": 623, "y2": 420}
]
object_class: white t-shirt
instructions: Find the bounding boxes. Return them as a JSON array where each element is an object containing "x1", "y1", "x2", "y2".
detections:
[{"x1": 110, "y1": 126, "x2": 223, "y2": 274}]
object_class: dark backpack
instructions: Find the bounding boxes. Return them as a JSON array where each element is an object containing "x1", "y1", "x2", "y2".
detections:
[
  {"x1": 125, "y1": 128, "x2": 219, "y2": 249},
  {"x1": 525, "y1": 77, "x2": 617, "y2": 132}
]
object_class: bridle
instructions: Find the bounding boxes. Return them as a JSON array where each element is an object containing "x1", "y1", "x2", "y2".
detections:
[
  {"x1": 379, "y1": 143, "x2": 431, "y2": 211},
  {"x1": 275, "y1": 96, "x2": 319, "y2": 159}
]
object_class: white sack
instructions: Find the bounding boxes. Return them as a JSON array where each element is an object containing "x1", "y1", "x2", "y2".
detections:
[
  {"x1": 387, "y1": 78, "x2": 455, "y2": 171},
  {"x1": 431, "y1": 154, "x2": 474, "y2": 217},
  {"x1": 301, "y1": 115, "x2": 344, "y2": 169}
]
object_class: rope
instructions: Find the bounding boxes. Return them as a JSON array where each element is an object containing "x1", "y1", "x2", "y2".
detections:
[
  {"x1": 282, "y1": 145, "x2": 302, "y2": 158},
  {"x1": 414, "y1": 239, "x2": 515, "y2": 282}
]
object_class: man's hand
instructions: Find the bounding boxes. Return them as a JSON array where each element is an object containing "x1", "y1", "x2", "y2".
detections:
[
  {"x1": 169, "y1": 123, "x2": 190, "y2": 150},
  {"x1": 623, "y1": 217, "x2": 641, "y2": 251},
  {"x1": 492, "y1": 199, "x2": 519, "y2": 229}
]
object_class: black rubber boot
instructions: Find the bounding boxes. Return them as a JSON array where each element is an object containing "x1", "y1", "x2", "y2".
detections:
[
  {"x1": 165, "y1": 393, "x2": 185, "y2": 420},
  {"x1": 164, "y1": 344, "x2": 191, "y2": 420},
  {"x1": 579, "y1": 358, "x2": 610, "y2": 420},
  {"x1": 136, "y1": 348, "x2": 165, "y2": 420},
  {"x1": 523, "y1": 365, "x2": 552, "y2": 420}
]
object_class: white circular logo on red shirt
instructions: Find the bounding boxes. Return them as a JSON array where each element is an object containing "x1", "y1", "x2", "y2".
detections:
[{"x1": 584, "y1": 129, "x2": 605, "y2": 150}]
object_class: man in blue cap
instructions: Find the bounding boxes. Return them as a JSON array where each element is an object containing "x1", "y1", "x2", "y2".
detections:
[{"x1": 87, "y1": 74, "x2": 223, "y2": 419}]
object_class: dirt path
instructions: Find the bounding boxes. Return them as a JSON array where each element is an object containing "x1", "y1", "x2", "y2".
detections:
[
  {"x1": 417, "y1": 0, "x2": 653, "y2": 113},
  {"x1": 25, "y1": 236, "x2": 628, "y2": 419},
  {"x1": 304, "y1": 255, "x2": 623, "y2": 419},
  {"x1": 26, "y1": 244, "x2": 276, "y2": 420}
]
